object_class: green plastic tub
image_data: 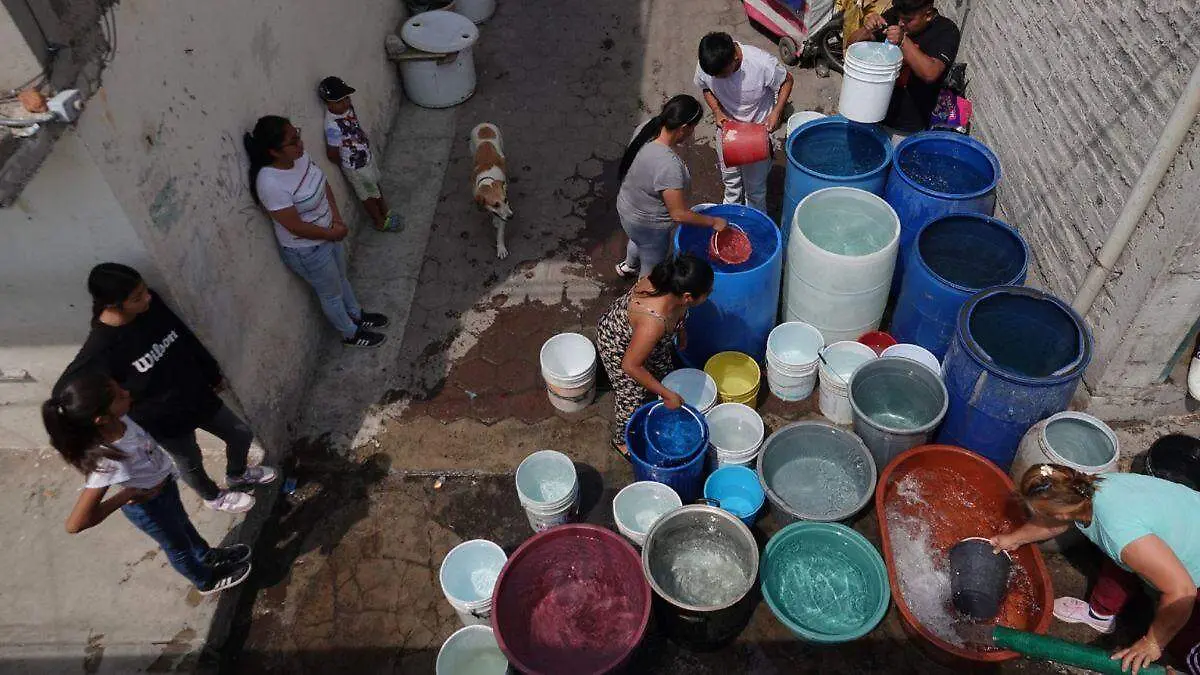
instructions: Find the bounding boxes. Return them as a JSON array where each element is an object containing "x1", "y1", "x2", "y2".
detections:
[{"x1": 761, "y1": 522, "x2": 890, "y2": 643}]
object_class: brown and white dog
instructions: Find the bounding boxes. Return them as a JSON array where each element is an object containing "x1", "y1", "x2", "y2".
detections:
[{"x1": 470, "y1": 122, "x2": 513, "y2": 259}]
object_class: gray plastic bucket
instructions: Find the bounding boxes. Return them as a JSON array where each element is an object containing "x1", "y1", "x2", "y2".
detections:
[
  {"x1": 848, "y1": 357, "x2": 948, "y2": 469},
  {"x1": 756, "y1": 422, "x2": 877, "y2": 524}
]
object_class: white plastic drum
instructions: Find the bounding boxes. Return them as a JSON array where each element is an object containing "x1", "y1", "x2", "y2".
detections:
[{"x1": 400, "y1": 10, "x2": 480, "y2": 108}]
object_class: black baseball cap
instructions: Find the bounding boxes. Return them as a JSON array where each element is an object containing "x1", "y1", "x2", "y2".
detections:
[{"x1": 318, "y1": 76, "x2": 355, "y2": 102}]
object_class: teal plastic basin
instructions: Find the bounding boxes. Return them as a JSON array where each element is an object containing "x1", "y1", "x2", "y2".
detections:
[{"x1": 761, "y1": 522, "x2": 890, "y2": 643}]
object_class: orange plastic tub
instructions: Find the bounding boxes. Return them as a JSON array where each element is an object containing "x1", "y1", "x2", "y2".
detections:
[{"x1": 875, "y1": 444, "x2": 1053, "y2": 663}]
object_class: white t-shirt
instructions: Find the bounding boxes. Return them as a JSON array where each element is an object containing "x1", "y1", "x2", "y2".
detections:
[
  {"x1": 85, "y1": 416, "x2": 177, "y2": 490},
  {"x1": 323, "y1": 107, "x2": 372, "y2": 170},
  {"x1": 255, "y1": 153, "x2": 333, "y2": 248},
  {"x1": 694, "y1": 43, "x2": 788, "y2": 124}
]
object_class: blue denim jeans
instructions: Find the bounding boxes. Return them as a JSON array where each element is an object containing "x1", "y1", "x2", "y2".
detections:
[
  {"x1": 278, "y1": 241, "x2": 362, "y2": 338},
  {"x1": 122, "y1": 479, "x2": 213, "y2": 588},
  {"x1": 619, "y1": 214, "x2": 675, "y2": 279}
]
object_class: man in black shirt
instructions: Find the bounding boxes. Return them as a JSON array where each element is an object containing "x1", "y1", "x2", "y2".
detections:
[{"x1": 848, "y1": 0, "x2": 961, "y2": 136}]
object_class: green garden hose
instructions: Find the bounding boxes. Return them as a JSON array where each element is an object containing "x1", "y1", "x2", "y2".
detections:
[{"x1": 992, "y1": 626, "x2": 1169, "y2": 675}]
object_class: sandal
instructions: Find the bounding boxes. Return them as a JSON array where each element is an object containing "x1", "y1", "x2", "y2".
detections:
[{"x1": 610, "y1": 441, "x2": 632, "y2": 463}]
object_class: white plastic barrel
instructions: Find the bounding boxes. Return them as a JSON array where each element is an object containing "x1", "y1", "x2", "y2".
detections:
[
  {"x1": 612, "y1": 481, "x2": 682, "y2": 547},
  {"x1": 399, "y1": 11, "x2": 480, "y2": 109},
  {"x1": 539, "y1": 333, "x2": 597, "y2": 413},
  {"x1": 818, "y1": 341, "x2": 878, "y2": 424},
  {"x1": 436, "y1": 625, "x2": 509, "y2": 674},
  {"x1": 514, "y1": 450, "x2": 580, "y2": 532},
  {"x1": 454, "y1": 0, "x2": 495, "y2": 23},
  {"x1": 765, "y1": 321, "x2": 826, "y2": 401},
  {"x1": 705, "y1": 402, "x2": 766, "y2": 468},
  {"x1": 662, "y1": 368, "x2": 719, "y2": 413},
  {"x1": 786, "y1": 111, "x2": 826, "y2": 137},
  {"x1": 439, "y1": 540, "x2": 507, "y2": 627},
  {"x1": 881, "y1": 343, "x2": 942, "y2": 376},
  {"x1": 838, "y1": 42, "x2": 903, "y2": 123},
  {"x1": 783, "y1": 187, "x2": 900, "y2": 344}
]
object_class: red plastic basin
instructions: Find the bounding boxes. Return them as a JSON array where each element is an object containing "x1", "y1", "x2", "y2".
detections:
[
  {"x1": 492, "y1": 524, "x2": 651, "y2": 674},
  {"x1": 875, "y1": 444, "x2": 1054, "y2": 663}
]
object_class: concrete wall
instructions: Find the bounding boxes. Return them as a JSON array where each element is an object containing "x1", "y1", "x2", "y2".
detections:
[
  {"x1": 0, "y1": 130, "x2": 156, "y2": 449},
  {"x1": 0, "y1": 1, "x2": 43, "y2": 91},
  {"x1": 69, "y1": 0, "x2": 406, "y2": 452},
  {"x1": 958, "y1": 0, "x2": 1200, "y2": 402}
]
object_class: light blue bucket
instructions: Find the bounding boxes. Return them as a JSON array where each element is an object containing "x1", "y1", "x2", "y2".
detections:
[{"x1": 703, "y1": 466, "x2": 766, "y2": 526}]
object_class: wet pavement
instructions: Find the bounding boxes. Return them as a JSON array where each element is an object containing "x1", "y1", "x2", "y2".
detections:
[{"x1": 216, "y1": 0, "x2": 1194, "y2": 673}]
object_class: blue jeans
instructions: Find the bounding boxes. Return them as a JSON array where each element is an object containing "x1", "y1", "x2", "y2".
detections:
[
  {"x1": 279, "y1": 241, "x2": 362, "y2": 338},
  {"x1": 619, "y1": 214, "x2": 675, "y2": 278},
  {"x1": 122, "y1": 479, "x2": 213, "y2": 588}
]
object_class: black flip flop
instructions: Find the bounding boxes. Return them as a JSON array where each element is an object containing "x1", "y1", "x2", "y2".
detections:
[{"x1": 610, "y1": 441, "x2": 632, "y2": 463}]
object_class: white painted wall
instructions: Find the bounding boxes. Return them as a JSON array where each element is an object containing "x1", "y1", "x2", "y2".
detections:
[
  {"x1": 0, "y1": 3, "x2": 41, "y2": 92},
  {"x1": 0, "y1": 129, "x2": 156, "y2": 450},
  {"x1": 959, "y1": 0, "x2": 1200, "y2": 402},
  {"x1": 70, "y1": 0, "x2": 406, "y2": 452}
]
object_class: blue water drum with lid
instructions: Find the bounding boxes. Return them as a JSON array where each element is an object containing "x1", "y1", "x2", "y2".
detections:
[
  {"x1": 936, "y1": 287, "x2": 1092, "y2": 469},
  {"x1": 890, "y1": 213, "x2": 1029, "y2": 360},
  {"x1": 884, "y1": 131, "x2": 1001, "y2": 291},
  {"x1": 781, "y1": 116, "x2": 893, "y2": 243},
  {"x1": 674, "y1": 204, "x2": 782, "y2": 366}
]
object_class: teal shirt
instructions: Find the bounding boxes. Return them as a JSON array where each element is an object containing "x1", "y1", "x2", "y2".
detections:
[{"x1": 1076, "y1": 472, "x2": 1200, "y2": 587}]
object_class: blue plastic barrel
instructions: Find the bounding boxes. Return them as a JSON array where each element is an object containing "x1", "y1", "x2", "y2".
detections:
[
  {"x1": 626, "y1": 402, "x2": 709, "y2": 502},
  {"x1": 674, "y1": 204, "x2": 782, "y2": 366},
  {"x1": 884, "y1": 131, "x2": 1001, "y2": 290},
  {"x1": 890, "y1": 214, "x2": 1029, "y2": 359},
  {"x1": 936, "y1": 287, "x2": 1092, "y2": 469},
  {"x1": 781, "y1": 116, "x2": 893, "y2": 242}
]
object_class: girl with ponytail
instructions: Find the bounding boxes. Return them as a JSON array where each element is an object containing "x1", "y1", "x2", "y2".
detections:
[
  {"x1": 614, "y1": 95, "x2": 727, "y2": 279},
  {"x1": 596, "y1": 255, "x2": 714, "y2": 458},
  {"x1": 993, "y1": 463, "x2": 1200, "y2": 671},
  {"x1": 43, "y1": 372, "x2": 253, "y2": 595}
]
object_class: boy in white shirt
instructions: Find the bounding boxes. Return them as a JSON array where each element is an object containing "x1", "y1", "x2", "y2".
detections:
[
  {"x1": 694, "y1": 32, "x2": 794, "y2": 214},
  {"x1": 319, "y1": 76, "x2": 403, "y2": 232}
]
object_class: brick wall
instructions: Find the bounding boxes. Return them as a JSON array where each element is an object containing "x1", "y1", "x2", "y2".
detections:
[{"x1": 957, "y1": 0, "x2": 1200, "y2": 392}]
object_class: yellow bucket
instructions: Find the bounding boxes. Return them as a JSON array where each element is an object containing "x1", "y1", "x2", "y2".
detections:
[{"x1": 704, "y1": 352, "x2": 762, "y2": 407}]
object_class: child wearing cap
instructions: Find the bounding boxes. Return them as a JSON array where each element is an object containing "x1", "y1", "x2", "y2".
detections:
[{"x1": 319, "y1": 76, "x2": 402, "y2": 232}]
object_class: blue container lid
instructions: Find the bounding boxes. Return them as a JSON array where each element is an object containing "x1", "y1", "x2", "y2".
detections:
[
  {"x1": 914, "y1": 213, "x2": 1029, "y2": 293},
  {"x1": 786, "y1": 116, "x2": 894, "y2": 184},
  {"x1": 892, "y1": 131, "x2": 1001, "y2": 201},
  {"x1": 956, "y1": 286, "x2": 1093, "y2": 385}
]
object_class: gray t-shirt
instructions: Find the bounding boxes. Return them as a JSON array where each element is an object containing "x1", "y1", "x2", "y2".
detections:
[{"x1": 616, "y1": 140, "x2": 690, "y2": 227}]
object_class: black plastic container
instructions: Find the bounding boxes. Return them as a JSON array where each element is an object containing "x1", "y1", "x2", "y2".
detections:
[
  {"x1": 948, "y1": 536, "x2": 1012, "y2": 620},
  {"x1": 1145, "y1": 434, "x2": 1200, "y2": 491}
]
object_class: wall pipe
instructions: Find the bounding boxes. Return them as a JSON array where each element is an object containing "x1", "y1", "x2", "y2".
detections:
[{"x1": 1071, "y1": 58, "x2": 1200, "y2": 316}]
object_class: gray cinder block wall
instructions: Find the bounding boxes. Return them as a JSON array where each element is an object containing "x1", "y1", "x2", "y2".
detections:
[{"x1": 953, "y1": 0, "x2": 1200, "y2": 409}]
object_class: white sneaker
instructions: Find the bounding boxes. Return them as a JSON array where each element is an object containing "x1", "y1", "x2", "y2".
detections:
[
  {"x1": 197, "y1": 561, "x2": 252, "y2": 596},
  {"x1": 1052, "y1": 596, "x2": 1116, "y2": 634},
  {"x1": 1188, "y1": 356, "x2": 1200, "y2": 400},
  {"x1": 227, "y1": 466, "x2": 277, "y2": 488},
  {"x1": 203, "y1": 490, "x2": 255, "y2": 513}
]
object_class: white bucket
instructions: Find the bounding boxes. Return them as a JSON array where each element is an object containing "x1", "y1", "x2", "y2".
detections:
[
  {"x1": 838, "y1": 42, "x2": 902, "y2": 123},
  {"x1": 818, "y1": 341, "x2": 878, "y2": 424},
  {"x1": 439, "y1": 539, "x2": 507, "y2": 627},
  {"x1": 514, "y1": 450, "x2": 580, "y2": 532},
  {"x1": 454, "y1": 0, "x2": 495, "y2": 23},
  {"x1": 705, "y1": 402, "x2": 766, "y2": 468},
  {"x1": 766, "y1": 321, "x2": 826, "y2": 401},
  {"x1": 612, "y1": 481, "x2": 683, "y2": 547},
  {"x1": 662, "y1": 368, "x2": 719, "y2": 413},
  {"x1": 881, "y1": 343, "x2": 942, "y2": 377},
  {"x1": 436, "y1": 625, "x2": 509, "y2": 674},
  {"x1": 786, "y1": 111, "x2": 827, "y2": 137},
  {"x1": 399, "y1": 11, "x2": 480, "y2": 109},
  {"x1": 540, "y1": 333, "x2": 597, "y2": 413}
]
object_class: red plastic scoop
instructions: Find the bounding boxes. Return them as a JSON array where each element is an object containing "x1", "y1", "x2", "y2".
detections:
[{"x1": 709, "y1": 225, "x2": 753, "y2": 265}]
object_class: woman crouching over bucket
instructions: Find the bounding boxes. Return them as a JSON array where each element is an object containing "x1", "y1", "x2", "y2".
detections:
[
  {"x1": 597, "y1": 255, "x2": 713, "y2": 460},
  {"x1": 992, "y1": 464, "x2": 1200, "y2": 674}
]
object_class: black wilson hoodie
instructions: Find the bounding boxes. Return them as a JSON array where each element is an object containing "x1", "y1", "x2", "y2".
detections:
[{"x1": 54, "y1": 291, "x2": 223, "y2": 438}]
